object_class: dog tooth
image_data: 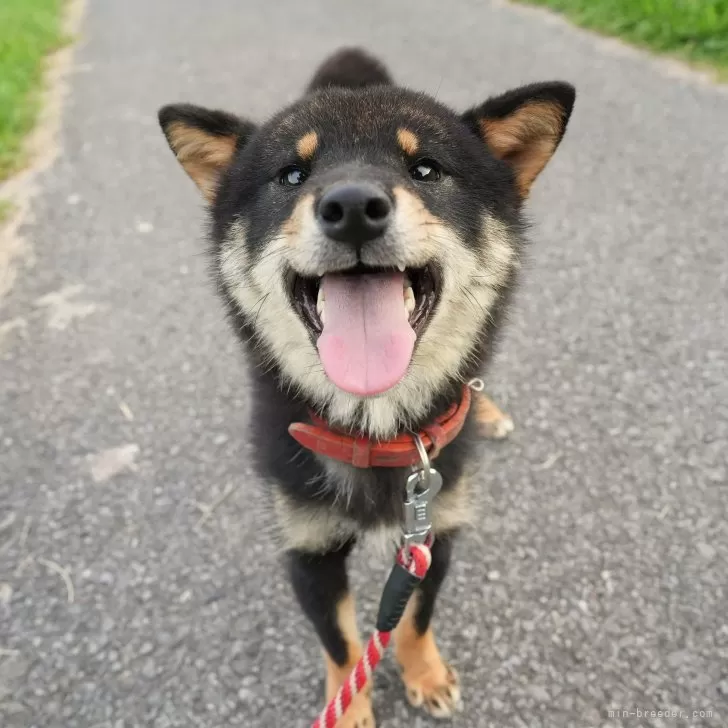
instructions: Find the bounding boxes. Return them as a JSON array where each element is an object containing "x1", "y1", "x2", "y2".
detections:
[
  {"x1": 397, "y1": 263, "x2": 406, "y2": 272},
  {"x1": 404, "y1": 285, "x2": 415, "y2": 315},
  {"x1": 316, "y1": 285, "x2": 326, "y2": 323}
]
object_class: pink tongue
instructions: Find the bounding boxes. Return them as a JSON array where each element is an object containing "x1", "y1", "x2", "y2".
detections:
[{"x1": 317, "y1": 272, "x2": 416, "y2": 396}]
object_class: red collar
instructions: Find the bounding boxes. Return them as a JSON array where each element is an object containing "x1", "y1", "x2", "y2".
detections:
[{"x1": 288, "y1": 385, "x2": 472, "y2": 468}]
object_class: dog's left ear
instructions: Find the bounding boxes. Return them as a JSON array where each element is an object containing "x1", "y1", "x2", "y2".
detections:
[
  {"x1": 462, "y1": 82, "x2": 575, "y2": 197},
  {"x1": 158, "y1": 103, "x2": 256, "y2": 202}
]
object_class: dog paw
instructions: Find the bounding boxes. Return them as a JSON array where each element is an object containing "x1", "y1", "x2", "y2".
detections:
[
  {"x1": 402, "y1": 662, "x2": 462, "y2": 718},
  {"x1": 478, "y1": 412, "x2": 514, "y2": 440},
  {"x1": 473, "y1": 391, "x2": 514, "y2": 440},
  {"x1": 334, "y1": 690, "x2": 375, "y2": 728}
]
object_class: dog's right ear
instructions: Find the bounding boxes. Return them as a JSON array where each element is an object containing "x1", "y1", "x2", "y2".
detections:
[
  {"x1": 158, "y1": 104, "x2": 256, "y2": 202},
  {"x1": 461, "y1": 82, "x2": 575, "y2": 198}
]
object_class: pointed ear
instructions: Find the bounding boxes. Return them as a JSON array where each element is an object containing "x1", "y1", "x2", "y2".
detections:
[
  {"x1": 462, "y1": 82, "x2": 575, "y2": 197},
  {"x1": 158, "y1": 103, "x2": 256, "y2": 202}
]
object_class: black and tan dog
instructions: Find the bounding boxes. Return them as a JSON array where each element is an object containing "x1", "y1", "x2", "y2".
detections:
[{"x1": 159, "y1": 48, "x2": 574, "y2": 726}]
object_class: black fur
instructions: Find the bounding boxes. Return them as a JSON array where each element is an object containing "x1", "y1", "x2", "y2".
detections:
[
  {"x1": 306, "y1": 47, "x2": 393, "y2": 91},
  {"x1": 288, "y1": 539, "x2": 357, "y2": 666}
]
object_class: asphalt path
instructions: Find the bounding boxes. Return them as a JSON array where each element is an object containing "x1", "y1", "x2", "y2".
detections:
[{"x1": 1, "y1": 1, "x2": 727, "y2": 726}]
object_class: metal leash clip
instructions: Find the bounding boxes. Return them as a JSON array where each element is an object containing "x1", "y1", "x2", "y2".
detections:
[{"x1": 402, "y1": 434, "x2": 443, "y2": 550}]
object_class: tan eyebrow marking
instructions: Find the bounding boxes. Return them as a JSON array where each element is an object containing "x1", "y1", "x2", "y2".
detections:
[
  {"x1": 397, "y1": 128, "x2": 419, "y2": 156},
  {"x1": 296, "y1": 131, "x2": 319, "y2": 161}
]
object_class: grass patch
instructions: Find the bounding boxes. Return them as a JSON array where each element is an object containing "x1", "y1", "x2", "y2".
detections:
[
  {"x1": 0, "y1": 199, "x2": 13, "y2": 223},
  {"x1": 0, "y1": 0, "x2": 66, "y2": 182},
  {"x1": 521, "y1": 0, "x2": 728, "y2": 78}
]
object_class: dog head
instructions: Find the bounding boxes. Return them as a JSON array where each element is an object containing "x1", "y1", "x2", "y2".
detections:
[{"x1": 159, "y1": 50, "x2": 574, "y2": 436}]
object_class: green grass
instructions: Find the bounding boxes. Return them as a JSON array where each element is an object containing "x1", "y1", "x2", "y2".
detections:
[
  {"x1": 0, "y1": 199, "x2": 13, "y2": 223},
  {"x1": 522, "y1": 0, "x2": 728, "y2": 78},
  {"x1": 0, "y1": 0, "x2": 65, "y2": 182}
]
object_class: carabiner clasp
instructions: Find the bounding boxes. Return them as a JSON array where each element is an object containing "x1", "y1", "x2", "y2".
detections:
[{"x1": 402, "y1": 434, "x2": 442, "y2": 549}]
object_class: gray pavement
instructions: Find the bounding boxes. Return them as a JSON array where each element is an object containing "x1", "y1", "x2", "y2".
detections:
[{"x1": 1, "y1": 1, "x2": 727, "y2": 726}]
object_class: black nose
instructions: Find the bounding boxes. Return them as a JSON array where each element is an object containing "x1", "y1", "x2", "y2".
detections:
[{"x1": 317, "y1": 182, "x2": 391, "y2": 245}]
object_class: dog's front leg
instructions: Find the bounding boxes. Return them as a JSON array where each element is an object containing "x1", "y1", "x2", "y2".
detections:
[
  {"x1": 288, "y1": 539, "x2": 375, "y2": 727},
  {"x1": 393, "y1": 532, "x2": 462, "y2": 717}
]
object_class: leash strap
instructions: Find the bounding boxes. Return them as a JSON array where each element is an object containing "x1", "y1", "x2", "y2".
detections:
[{"x1": 311, "y1": 540, "x2": 433, "y2": 728}]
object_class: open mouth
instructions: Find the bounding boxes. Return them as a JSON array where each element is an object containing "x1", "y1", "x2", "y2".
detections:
[
  {"x1": 290, "y1": 264, "x2": 440, "y2": 337},
  {"x1": 289, "y1": 264, "x2": 441, "y2": 396}
]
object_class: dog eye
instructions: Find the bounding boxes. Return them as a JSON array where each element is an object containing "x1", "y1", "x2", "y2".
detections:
[
  {"x1": 279, "y1": 166, "x2": 307, "y2": 186},
  {"x1": 409, "y1": 159, "x2": 441, "y2": 182}
]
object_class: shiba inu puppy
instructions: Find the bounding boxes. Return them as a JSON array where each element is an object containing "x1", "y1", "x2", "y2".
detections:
[{"x1": 159, "y1": 47, "x2": 574, "y2": 726}]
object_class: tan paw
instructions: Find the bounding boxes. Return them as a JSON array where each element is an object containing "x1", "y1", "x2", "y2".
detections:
[
  {"x1": 334, "y1": 690, "x2": 375, "y2": 728},
  {"x1": 403, "y1": 662, "x2": 462, "y2": 718},
  {"x1": 473, "y1": 391, "x2": 514, "y2": 440},
  {"x1": 478, "y1": 412, "x2": 514, "y2": 439}
]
